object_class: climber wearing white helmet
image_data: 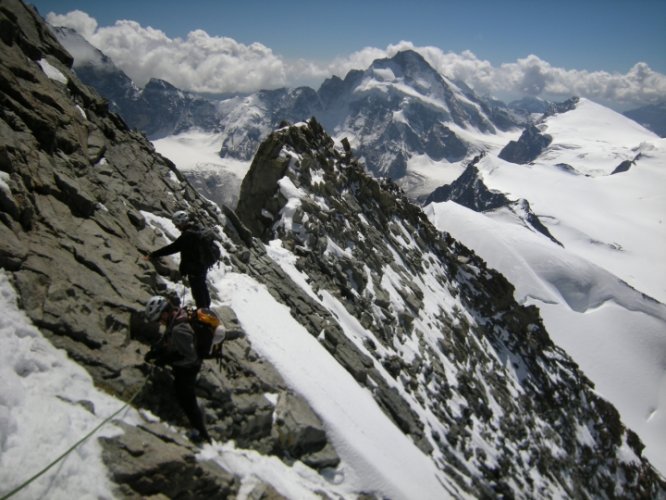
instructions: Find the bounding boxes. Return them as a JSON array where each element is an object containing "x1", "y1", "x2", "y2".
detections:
[{"x1": 143, "y1": 294, "x2": 211, "y2": 444}]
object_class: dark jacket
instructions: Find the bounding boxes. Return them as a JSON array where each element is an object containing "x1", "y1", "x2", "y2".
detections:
[
  {"x1": 150, "y1": 225, "x2": 206, "y2": 276},
  {"x1": 146, "y1": 309, "x2": 199, "y2": 368}
]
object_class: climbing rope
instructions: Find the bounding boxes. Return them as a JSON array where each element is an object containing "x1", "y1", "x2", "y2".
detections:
[{"x1": 0, "y1": 374, "x2": 151, "y2": 500}]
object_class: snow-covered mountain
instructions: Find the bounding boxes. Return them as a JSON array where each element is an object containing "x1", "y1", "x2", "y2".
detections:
[
  {"x1": 52, "y1": 10, "x2": 666, "y2": 482},
  {"x1": 426, "y1": 97, "x2": 666, "y2": 474},
  {"x1": 3, "y1": 2, "x2": 665, "y2": 497}
]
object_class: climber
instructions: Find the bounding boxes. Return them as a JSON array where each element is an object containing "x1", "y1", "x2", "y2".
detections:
[
  {"x1": 143, "y1": 295, "x2": 212, "y2": 444},
  {"x1": 145, "y1": 210, "x2": 211, "y2": 309}
]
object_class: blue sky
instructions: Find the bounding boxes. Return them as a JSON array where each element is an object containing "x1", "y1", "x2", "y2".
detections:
[
  {"x1": 29, "y1": 0, "x2": 666, "y2": 108},
  {"x1": 31, "y1": 0, "x2": 665, "y2": 72}
]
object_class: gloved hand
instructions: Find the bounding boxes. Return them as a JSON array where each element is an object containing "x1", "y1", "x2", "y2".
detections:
[
  {"x1": 144, "y1": 348, "x2": 166, "y2": 366},
  {"x1": 144, "y1": 345, "x2": 184, "y2": 367}
]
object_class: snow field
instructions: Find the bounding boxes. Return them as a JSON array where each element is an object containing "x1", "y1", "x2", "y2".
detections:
[
  {"x1": 0, "y1": 270, "x2": 132, "y2": 500},
  {"x1": 426, "y1": 199, "x2": 666, "y2": 476}
]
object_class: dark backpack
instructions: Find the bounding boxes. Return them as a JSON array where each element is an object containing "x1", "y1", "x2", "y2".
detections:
[
  {"x1": 187, "y1": 307, "x2": 225, "y2": 361},
  {"x1": 196, "y1": 228, "x2": 221, "y2": 269}
]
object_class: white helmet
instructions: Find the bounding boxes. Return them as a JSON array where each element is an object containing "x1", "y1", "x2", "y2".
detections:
[
  {"x1": 172, "y1": 210, "x2": 189, "y2": 227},
  {"x1": 145, "y1": 295, "x2": 169, "y2": 322}
]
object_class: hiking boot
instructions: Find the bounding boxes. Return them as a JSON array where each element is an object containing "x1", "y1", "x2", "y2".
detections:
[{"x1": 186, "y1": 429, "x2": 211, "y2": 445}]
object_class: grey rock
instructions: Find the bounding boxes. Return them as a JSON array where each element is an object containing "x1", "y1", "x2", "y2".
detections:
[
  {"x1": 273, "y1": 392, "x2": 334, "y2": 462},
  {"x1": 498, "y1": 124, "x2": 553, "y2": 164},
  {"x1": 100, "y1": 421, "x2": 238, "y2": 498},
  {"x1": 0, "y1": 2, "x2": 342, "y2": 497}
]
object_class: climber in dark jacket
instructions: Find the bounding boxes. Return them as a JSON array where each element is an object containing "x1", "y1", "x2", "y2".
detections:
[
  {"x1": 144, "y1": 295, "x2": 211, "y2": 444},
  {"x1": 147, "y1": 211, "x2": 211, "y2": 309}
]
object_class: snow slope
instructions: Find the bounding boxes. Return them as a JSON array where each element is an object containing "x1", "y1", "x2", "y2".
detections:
[
  {"x1": 208, "y1": 267, "x2": 460, "y2": 499},
  {"x1": 0, "y1": 270, "x2": 128, "y2": 499},
  {"x1": 0, "y1": 262, "x2": 460, "y2": 500},
  {"x1": 425, "y1": 98, "x2": 666, "y2": 475},
  {"x1": 480, "y1": 100, "x2": 665, "y2": 303}
]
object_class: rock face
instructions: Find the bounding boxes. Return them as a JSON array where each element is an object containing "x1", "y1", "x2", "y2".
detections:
[
  {"x1": 235, "y1": 118, "x2": 665, "y2": 498},
  {"x1": 425, "y1": 155, "x2": 511, "y2": 210},
  {"x1": 0, "y1": 1, "x2": 339, "y2": 497},
  {"x1": 498, "y1": 124, "x2": 553, "y2": 164}
]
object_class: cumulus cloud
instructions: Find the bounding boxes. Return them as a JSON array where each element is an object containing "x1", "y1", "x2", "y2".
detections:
[
  {"x1": 47, "y1": 11, "x2": 665, "y2": 109},
  {"x1": 332, "y1": 42, "x2": 666, "y2": 108},
  {"x1": 47, "y1": 10, "x2": 287, "y2": 93},
  {"x1": 47, "y1": 10, "x2": 98, "y2": 39}
]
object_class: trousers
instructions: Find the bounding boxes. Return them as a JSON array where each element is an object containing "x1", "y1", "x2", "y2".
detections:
[
  {"x1": 187, "y1": 273, "x2": 211, "y2": 309},
  {"x1": 172, "y1": 364, "x2": 209, "y2": 439}
]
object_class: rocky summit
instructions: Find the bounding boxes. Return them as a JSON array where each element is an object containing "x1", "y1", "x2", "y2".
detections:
[
  {"x1": 0, "y1": 1, "x2": 664, "y2": 498},
  {"x1": 235, "y1": 118, "x2": 664, "y2": 497}
]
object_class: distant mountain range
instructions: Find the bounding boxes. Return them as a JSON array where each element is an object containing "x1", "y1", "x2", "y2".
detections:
[{"x1": 54, "y1": 26, "x2": 665, "y2": 208}]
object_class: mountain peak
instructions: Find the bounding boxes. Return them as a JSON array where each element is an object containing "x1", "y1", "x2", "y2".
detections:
[
  {"x1": 376, "y1": 49, "x2": 434, "y2": 74},
  {"x1": 365, "y1": 49, "x2": 447, "y2": 94},
  {"x1": 144, "y1": 78, "x2": 180, "y2": 92}
]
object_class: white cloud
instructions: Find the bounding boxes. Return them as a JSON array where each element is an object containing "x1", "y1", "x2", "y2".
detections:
[
  {"x1": 332, "y1": 42, "x2": 666, "y2": 109},
  {"x1": 47, "y1": 10, "x2": 98, "y2": 38},
  {"x1": 47, "y1": 11, "x2": 287, "y2": 93},
  {"x1": 46, "y1": 12, "x2": 665, "y2": 109}
]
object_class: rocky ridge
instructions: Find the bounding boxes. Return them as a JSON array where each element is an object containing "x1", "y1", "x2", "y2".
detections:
[{"x1": 235, "y1": 117, "x2": 664, "y2": 498}]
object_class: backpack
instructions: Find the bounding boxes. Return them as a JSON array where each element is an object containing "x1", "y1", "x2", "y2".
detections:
[
  {"x1": 196, "y1": 228, "x2": 221, "y2": 270},
  {"x1": 187, "y1": 307, "x2": 225, "y2": 362}
]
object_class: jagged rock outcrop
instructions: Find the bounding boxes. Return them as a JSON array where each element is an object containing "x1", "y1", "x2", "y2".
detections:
[
  {"x1": 544, "y1": 96, "x2": 580, "y2": 117},
  {"x1": 425, "y1": 154, "x2": 510, "y2": 210},
  {"x1": 498, "y1": 124, "x2": 553, "y2": 164},
  {"x1": 611, "y1": 152, "x2": 642, "y2": 175},
  {"x1": 235, "y1": 117, "x2": 665, "y2": 498},
  {"x1": 0, "y1": 1, "x2": 340, "y2": 497},
  {"x1": 425, "y1": 156, "x2": 562, "y2": 245}
]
